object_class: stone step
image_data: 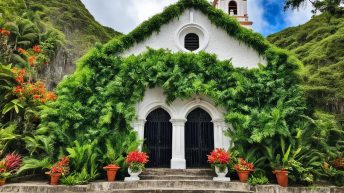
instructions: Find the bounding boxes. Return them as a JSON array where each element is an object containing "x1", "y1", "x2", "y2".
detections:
[
  {"x1": 90, "y1": 181, "x2": 250, "y2": 192},
  {"x1": 142, "y1": 169, "x2": 214, "y2": 176},
  {"x1": 140, "y1": 175, "x2": 213, "y2": 180},
  {"x1": 99, "y1": 188, "x2": 253, "y2": 193},
  {"x1": 141, "y1": 169, "x2": 216, "y2": 180}
]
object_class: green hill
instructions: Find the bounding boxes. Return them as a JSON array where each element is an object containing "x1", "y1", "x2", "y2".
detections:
[
  {"x1": 268, "y1": 12, "x2": 344, "y2": 127},
  {"x1": 0, "y1": 0, "x2": 121, "y2": 88}
]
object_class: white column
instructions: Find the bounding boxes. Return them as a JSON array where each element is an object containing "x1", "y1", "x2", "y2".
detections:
[
  {"x1": 212, "y1": 119, "x2": 230, "y2": 149},
  {"x1": 133, "y1": 119, "x2": 146, "y2": 151},
  {"x1": 170, "y1": 118, "x2": 187, "y2": 169}
]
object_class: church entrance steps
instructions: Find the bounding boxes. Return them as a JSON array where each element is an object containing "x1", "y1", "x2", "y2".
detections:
[
  {"x1": 89, "y1": 180, "x2": 251, "y2": 192},
  {"x1": 0, "y1": 181, "x2": 343, "y2": 193},
  {"x1": 95, "y1": 188, "x2": 253, "y2": 193},
  {"x1": 140, "y1": 175, "x2": 213, "y2": 180},
  {"x1": 140, "y1": 168, "x2": 215, "y2": 180},
  {"x1": 142, "y1": 168, "x2": 215, "y2": 176}
]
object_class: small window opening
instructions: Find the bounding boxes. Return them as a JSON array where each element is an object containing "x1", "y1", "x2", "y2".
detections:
[
  {"x1": 228, "y1": 1, "x2": 238, "y2": 15},
  {"x1": 184, "y1": 33, "x2": 199, "y2": 51}
]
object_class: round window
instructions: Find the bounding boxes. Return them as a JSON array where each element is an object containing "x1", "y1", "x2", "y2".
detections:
[
  {"x1": 175, "y1": 24, "x2": 209, "y2": 52},
  {"x1": 184, "y1": 33, "x2": 199, "y2": 51}
]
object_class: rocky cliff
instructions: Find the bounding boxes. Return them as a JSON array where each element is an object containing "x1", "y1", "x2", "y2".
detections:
[{"x1": 0, "y1": 0, "x2": 121, "y2": 88}]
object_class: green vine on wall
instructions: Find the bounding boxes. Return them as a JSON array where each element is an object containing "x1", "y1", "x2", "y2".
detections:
[
  {"x1": 38, "y1": 47, "x2": 303, "y2": 160},
  {"x1": 20, "y1": 0, "x2": 343, "y2": 185}
]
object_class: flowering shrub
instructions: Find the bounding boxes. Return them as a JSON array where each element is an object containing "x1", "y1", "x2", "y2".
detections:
[
  {"x1": 125, "y1": 150, "x2": 149, "y2": 172},
  {"x1": 207, "y1": 148, "x2": 231, "y2": 172},
  {"x1": 234, "y1": 158, "x2": 254, "y2": 172},
  {"x1": 32, "y1": 45, "x2": 41, "y2": 53},
  {"x1": 49, "y1": 156, "x2": 70, "y2": 175},
  {"x1": 0, "y1": 153, "x2": 22, "y2": 180},
  {"x1": 17, "y1": 45, "x2": 49, "y2": 68},
  {"x1": 11, "y1": 68, "x2": 57, "y2": 103}
]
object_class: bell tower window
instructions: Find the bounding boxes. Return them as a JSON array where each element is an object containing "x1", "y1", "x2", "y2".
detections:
[
  {"x1": 228, "y1": 1, "x2": 238, "y2": 15},
  {"x1": 184, "y1": 33, "x2": 199, "y2": 51}
]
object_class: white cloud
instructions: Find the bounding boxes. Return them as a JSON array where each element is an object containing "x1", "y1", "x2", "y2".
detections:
[
  {"x1": 248, "y1": 0, "x2": 269, "y2": 34},
  {"x1": 81, "y1": 0, "x2": 313, "y2": 36},
  {"x1": 81, "y1": 0, "x2": 177, "y2": 33},
  {"x1": 132, "y1": 0, "x2": 177, "y2": 23},
  {"x1": 284, "y1": 1, "x2": 313, "y2": 26}
]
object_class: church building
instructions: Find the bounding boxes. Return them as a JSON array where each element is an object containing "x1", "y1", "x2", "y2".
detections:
[{"x1": 122, "y1": 0, "x2": 264, "y2": 169}]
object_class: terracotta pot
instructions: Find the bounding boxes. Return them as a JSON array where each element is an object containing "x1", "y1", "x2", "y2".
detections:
[
  {"x1": 237, "y1": 170, "x2": 250, "y2": 183},
  {"x1": 333, "y1": 158, "x2": 344, "y2": 169},
  {"x1": 0, "y1": 179, "x2": 5, "y2": 186},
  {"x1": 103, "y1": 165, "x2": 120, "y2": 182},
  {"x1": 274, "y1": 170, "x2": 288, "y2": 187},
  {"x1": 50, "y1": 173, "x2": 62, "y2": 185}
]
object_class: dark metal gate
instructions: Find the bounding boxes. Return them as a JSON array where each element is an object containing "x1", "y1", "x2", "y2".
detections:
[
  {"x1": 185, "y1": 108, "x2": 214, "y2": 168},
  {"x1": 144, "y1": 108, "x2": 172, "y2": 168}
]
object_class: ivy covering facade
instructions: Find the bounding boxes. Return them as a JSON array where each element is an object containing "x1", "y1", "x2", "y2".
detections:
[{"x1": 34, "y1": 0, "x2": 344, "y2": 184}]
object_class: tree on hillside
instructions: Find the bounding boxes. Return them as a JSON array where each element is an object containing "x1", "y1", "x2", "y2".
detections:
[{"x1": 285, "y1": 0, "x2": 344, "y2": 14}]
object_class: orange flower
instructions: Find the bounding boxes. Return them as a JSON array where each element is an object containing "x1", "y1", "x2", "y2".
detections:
[
  {"x1": 17, "y1": 48, "x2": 29, "y2": 55},
  {"x1": 32, "y1": 45, "x2": 41, "y2": 53},
  {"x1": 13, "y1": 86, "x2": 24, "y2": 94},
  {"x1": 0, "y1": 29, "x2": 10, "y2": 36},
  {"x1": 15, "y1": 76, "x2": 24, "y2": 84},
  {"x1": 28, "y1": 56, "x2": 36, "y2": 66},
  {"x1": 46, "y1": 92, "x2": 57, "y2": 101}
]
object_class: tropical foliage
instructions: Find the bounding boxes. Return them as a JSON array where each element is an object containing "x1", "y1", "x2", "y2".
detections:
[
  {"x1": 0, "y1": 153, "x2": 22, "y2": 180},
  {"x1": 284, "y1": 0, "x2": 344, "y2": 14},
  {"x1": 34, "y1": 0, "x2": 342, "y2": 186},
  {"x1": 0, "y1": 0, "x2": 342, "y2": 186},
  {"x1": 268, "y1": 12, "x2": 344, "y2": 129}
]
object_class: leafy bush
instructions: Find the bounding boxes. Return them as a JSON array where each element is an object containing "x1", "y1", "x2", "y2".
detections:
[
  {"x1": 248, "y1": 173, "x2": 269, "y2": 186},
  {"x1": 60, "y1": 168, "x2": 95, "y2": 185}
]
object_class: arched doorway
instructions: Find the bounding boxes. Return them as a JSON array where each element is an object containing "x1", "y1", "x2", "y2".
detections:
[
  {"x1": 144, "y1": 108, "x2": 172, "y2": 168},
  {"x1": 228, "y1": 1, "x2": 238, "y2": 15},
  {"x1": 185, "y1": 108, "x2": 214, "y2": 168}
]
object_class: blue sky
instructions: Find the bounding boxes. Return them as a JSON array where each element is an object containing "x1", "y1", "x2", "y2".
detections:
[
  {"x1": 81, "y1": 0, "x2": 313, "y2": 36},
  {"x1": 251, "y1": 0, "x2": 312, "y2": 36}
]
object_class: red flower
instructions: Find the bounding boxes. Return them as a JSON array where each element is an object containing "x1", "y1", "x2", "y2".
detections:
[
  {"x1": 50, "y1": 156, "x2": 70, "y2": 174},
  {"x1": 0, "y1": 29, "x2": 10, "y2": 36},
  {"x1": 32, "y1": 45, "x2": 41, "y2": 53},
  {"x1": 125, "y1": 150, "x2": 149, "y2": 165},
  {"x1": 13, "y1": 85, "x2": 24, "y2": 94},
  {"x1": 207, "y1": 148, "x2": 230, "y2": 165},
  {"x1": 50, "y1": 166, "x2": 63, "y2": 174},
  {"x1": 234, "y1": 158, "x2": 254, "y2": 171},
  {"x1": 57, "y1": 156, "x2": 69, "y2": 167}
]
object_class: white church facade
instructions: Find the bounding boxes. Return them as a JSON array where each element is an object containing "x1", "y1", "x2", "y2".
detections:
[{"x1": 126, "y1": 0, "x2": 263, "y2": 169}]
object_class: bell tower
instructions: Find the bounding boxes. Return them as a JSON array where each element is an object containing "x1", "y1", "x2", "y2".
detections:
[{"x1": 212, "y1": 0, "x2": 253, "y2": 29}]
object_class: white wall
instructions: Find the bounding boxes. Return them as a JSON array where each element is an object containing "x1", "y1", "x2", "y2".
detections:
[{"x1": 120, "y1": 9, "x2": 266, "y2": 68}]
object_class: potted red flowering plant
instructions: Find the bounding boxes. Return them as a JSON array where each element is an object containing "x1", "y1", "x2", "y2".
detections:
[
  {"x1": 234, "y1": 158, "x2": 254, "y2": 183},
  {"x1": 124, "y1": 150, "x2": 149, "y2": 181},
  {"x1": 0, "y1": 153, "x2": 22, "y2": 186},
  {"x1": 207, "y1": 148, "x2": 231, "y2": 181},
  {"x1": 47, "y1": 156, "x2": 69, "y2": 185}
]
